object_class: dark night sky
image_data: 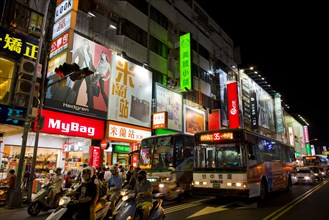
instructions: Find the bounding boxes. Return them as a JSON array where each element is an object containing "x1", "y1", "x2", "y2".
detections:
[{"x1": 195, "y1": 1, "x2": 328, "y2": 148}]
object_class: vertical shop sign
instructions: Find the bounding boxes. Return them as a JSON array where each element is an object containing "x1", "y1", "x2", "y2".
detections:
[
  {"x1": 250, "y1": 91, "x2": 258, "y2": 129},
  {"x1": 227, "y1": 82, "x2": 240, "y2": 128},
  {"x1": 89, "y1": 146, "x2": 100, "y2": 168},
  {"x1": 274, "y1": 93, "x2": 284, "y2": 132},
  {"x1": 179, "y1": 33, "x2": 192, "y2": 92}
]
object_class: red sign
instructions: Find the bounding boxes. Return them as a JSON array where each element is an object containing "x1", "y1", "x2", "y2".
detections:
[
  {"x1": 208, "y1": 109, "x2": 220, "y2": 130},
  {"x1": 227, "y1": 82, "x2": 240, "y2": 128},
  {"x1": 89, "y1": 146, "x2": 100, "y2": 168},
  {"x1": 35, "y1": 109, "x2": 104, "y2": 139},
  {"x1": 50, "y1": 32, "x2": 69, "y2": 58},
  {"x1": 100, "y1": 139, "x2": 108, "y2": 150},
  {"x1": 152, "y1": 111, "x2": 168, "y2": 129}
]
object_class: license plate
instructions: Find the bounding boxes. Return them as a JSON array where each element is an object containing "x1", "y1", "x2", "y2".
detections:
[{"x1": 213, "y1": 183, "x2": 220, "y2": 188}]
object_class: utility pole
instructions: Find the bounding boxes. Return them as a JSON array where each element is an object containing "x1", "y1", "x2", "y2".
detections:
[{"x1": 7, "y1": 0, "x2": 51, "y2": 208}]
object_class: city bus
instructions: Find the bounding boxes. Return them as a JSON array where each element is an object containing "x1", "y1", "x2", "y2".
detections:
[
  {"x1": 138, "y1": 134, "x2": 194, "y2": 192},
  {"x1": 302, "y1": 155, "x2": 329, "y2": 167},
  {"x1": 192, "y1": 128, "x2": 296, "y2": 200}
]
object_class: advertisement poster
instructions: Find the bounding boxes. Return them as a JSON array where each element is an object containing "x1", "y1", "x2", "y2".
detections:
[
  {"x1": 184, "y1": 105, "x2": 205, "y2": 135},
  {"x1": 44, "y1": 34, "x2": 112, "y2": 119},
  {"x1": 156, "y1": 83, "x2": 182, "y2": 131},
  {"x1": 108, "y1": 54, "x2": 152, "y2": 128},
  {"x1": 208, "y1": 109, "x2": 220, "y2": 130}
]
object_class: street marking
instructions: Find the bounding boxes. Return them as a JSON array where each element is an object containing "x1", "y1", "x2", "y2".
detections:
[
  {"x1": 263, "y1": 179, "x2": 328, "y2": 220},
  {"x1": 165, "y1": 197, "x2": 215, "y2": 214},
  {"x1": 187, "y1": 205, "x2": 230, "y2": 218}
]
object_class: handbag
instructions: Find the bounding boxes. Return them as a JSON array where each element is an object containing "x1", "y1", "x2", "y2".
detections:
[
  {"x1": 130, "y1": 86, "x2": 150, "y2": 122},
  {"x1": 92, "y1": 83, "x2": 100, "y2": 97}
]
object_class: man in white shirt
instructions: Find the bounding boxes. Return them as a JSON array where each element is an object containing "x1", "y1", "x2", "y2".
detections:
[{"x1": 48, "y1": 167, "x2": 64, "y2": 206}]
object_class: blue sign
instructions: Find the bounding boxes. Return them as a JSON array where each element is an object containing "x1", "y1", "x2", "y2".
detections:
[
  {"x1": 0, "y1": 26, "x2": 39, "y2": 60},
  {"x1": 0, "y1": 104, "x2": 26, "y2": 126}
]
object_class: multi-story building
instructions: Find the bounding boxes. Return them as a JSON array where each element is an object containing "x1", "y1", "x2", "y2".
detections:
[{"x1": 0, "y1": 0, "x2": 309, "y2": 175}]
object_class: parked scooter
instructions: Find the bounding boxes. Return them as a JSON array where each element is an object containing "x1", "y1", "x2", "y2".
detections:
[
  {"x1": 46, "y1": 194, "x2": 111, "y2": 220},
  {"x1": 27, "y1": 183, "x2": 67, "y2": 216},
  {"x1": 114, "y1": 192, "x2": 165, "y2": 220}
]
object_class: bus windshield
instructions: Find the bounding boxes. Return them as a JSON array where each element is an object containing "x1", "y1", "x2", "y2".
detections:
[
  {"x1": 194, "y1": 143, "x2": 247, "y2": 171},
  {"x1": 140, "y1": 135, "x2": 174, "y2": 170}
]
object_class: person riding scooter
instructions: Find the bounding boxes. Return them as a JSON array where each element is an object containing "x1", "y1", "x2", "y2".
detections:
[
  {"x1": 134, "y1": 170, "x2": 153, "y2": 220},
  {"x1": 60, "y1": 166, "x2": 97, "y2": 220},
  {"x1": 107, "y1": 165, "x2": 123, "y2": 215},
  {"x1": 48, "y1": 167, "x2": 64, "y2": 207}
]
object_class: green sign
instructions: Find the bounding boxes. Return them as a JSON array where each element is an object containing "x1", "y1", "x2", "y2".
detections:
[
  {"x1": 114, "y1": 145, "x2": 130, "y2": 153},
  {"x1": 155, "y1": 129, "x2": 180, "y2": 135},
  {"x1": 295, "y1": 151, "x2": 301, "y2": 158},
  {"x1": 180, "y1": 33, "x2": 192, "y2": 92},
  {"x1": 305, "y1": 143, "x2": 311, "y2": 155}
]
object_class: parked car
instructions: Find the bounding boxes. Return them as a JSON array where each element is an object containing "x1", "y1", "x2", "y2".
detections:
[{"x1": 296, "y1": 167, "x2": 316, "y2": 185}]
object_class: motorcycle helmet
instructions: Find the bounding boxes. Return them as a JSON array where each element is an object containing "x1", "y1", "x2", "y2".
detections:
[
  {"x1": 82, "y1": 166, "x2": 95, "y2": 177},
  {"x1": 137, "y1": 170, "x2": 147, "y2": 181}
]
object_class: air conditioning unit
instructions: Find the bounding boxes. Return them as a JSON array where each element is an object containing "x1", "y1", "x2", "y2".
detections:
[
  {"x1": 15, "y1": 78, "x2": 33, "y2": 95},
  {"x1": 19, "y1": 58, "x2": 36, "y2": 80},
  {"x1": 28, "y1": 25, "x2": 41, "y2": 37}
]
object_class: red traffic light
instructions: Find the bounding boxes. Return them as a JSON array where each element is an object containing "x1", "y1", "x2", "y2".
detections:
[
  {"x1": 70, "y1": 67, "x2": 94, "y2": 81},
  {"x1": 54, "y1": 68, "x2": 64, "y2": 77}
]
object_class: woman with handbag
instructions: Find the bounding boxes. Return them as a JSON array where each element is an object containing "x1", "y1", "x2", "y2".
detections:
[{"x1": 91, "y1": 51, "x2": 111, "y2": 107}]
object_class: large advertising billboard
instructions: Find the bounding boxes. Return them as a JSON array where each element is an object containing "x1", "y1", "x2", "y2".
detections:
[
  {"x1": 156, "y1": 83, "x2": 182, "y2": 131},
  {"x1": 44, "y1": 33, "x2": 112, "y2": 119},
  {"x1": 108, "y1": 54, "x2": 152, "y2": 128}
]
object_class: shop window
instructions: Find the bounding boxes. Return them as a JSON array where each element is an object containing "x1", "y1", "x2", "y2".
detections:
[{"x1": 0, "y1": 57, "x2": 16, "y2": 105}]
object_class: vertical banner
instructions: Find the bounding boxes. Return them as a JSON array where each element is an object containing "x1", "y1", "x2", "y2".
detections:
[
  {"x1": 250, "y1": 91, "x2": 258, "y2": 129},
  {"x1": 227, "y1": 82, "x2": 240, "y2": 128},
  {"x1": 208, "y1": 109, "x2": 220, "y2": 130},
  {"x1": 89, "y1": 146, "x2": 101, "y2": 168},
  {"x1": 179, "y1": 33, "x2": 192, "y2": 92},
  {"x1": 274, "y1": 93, "x2": 284, "y2": 132},
  {"x1": 288, "y1": 127, "x2": 295, "y2": 146},
  {"x1": 303, "y1": 126, "x2": 309, "y2": 143}
]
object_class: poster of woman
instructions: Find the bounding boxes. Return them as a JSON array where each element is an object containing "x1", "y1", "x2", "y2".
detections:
[{"x1": 44, "y1": 34, "x2": 112, "y2": 119}]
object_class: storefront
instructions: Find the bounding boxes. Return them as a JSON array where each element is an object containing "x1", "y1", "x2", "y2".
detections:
[
  {"x1": 36, "y1": 109, "x2": 105, "y2": 171},
  {"x1": 105, "y1": 121, "x2": 151, "y2": 167}
]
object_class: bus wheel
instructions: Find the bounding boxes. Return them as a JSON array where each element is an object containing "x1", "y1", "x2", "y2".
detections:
[{"x1": 259, "y1": 179, "x2": 267, "y2": 202}]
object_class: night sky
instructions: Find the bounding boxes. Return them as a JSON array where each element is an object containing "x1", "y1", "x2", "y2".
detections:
[{"x1": 195, "y1": 1, "x2": 328, "y2": 148}]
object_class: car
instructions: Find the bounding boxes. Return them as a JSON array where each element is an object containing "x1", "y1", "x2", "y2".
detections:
[
  {"x1": 295, "y1": 167, "x2": 316, "y2": 185},
  {"x1": 307, "y1": 166, "x2": 324, "y2": 181}
]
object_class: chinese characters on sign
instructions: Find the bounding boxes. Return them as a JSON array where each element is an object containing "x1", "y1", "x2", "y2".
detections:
[
  {"x1": 180, "y1": 33, "x2": 192, "y2": 92},
  {"x1": 0, "y1": 26, "x2": 39, "y2": 59},
  {"x1": 107, "y1": 121, "x2": 151, "y2": 143}
]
